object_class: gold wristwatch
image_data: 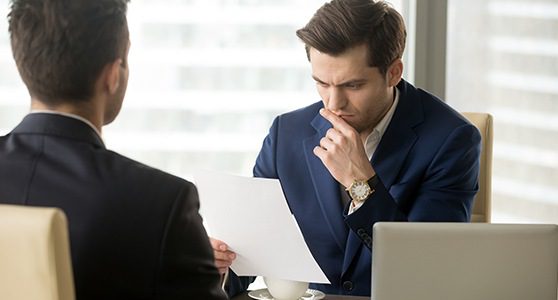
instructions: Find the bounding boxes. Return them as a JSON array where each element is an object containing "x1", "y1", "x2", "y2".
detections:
[{"x1": 346, "y1": 175, "x2": 377, "y2": 202}]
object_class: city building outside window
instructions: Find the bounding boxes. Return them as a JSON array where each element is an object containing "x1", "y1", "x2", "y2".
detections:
[{"x1": 446, "y1": 0, "x2": 558, "y2": 223}]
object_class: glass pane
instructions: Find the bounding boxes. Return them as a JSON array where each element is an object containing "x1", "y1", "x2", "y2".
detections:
[
  {"x1": 447, "y1": 0, "x2": 558, "y2": 223},
  {"x1": 0, "y1": 0, "x2": 413, "y2": 290},
  {"x1": 1, "y1": 0, "x2": 410, "y2": 180},
  {"x1": 111, "y1": 1, "x2": 329, "y2": 178}
]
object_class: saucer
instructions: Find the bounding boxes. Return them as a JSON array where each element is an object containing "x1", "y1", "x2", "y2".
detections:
[{"x1": 248, "y1": 288, "x2": 325, "y2": 300}]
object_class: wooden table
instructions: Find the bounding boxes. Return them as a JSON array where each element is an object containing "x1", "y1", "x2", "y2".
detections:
[{"x1": 231, "y1": 291, "x2": 369, "y2": 300}]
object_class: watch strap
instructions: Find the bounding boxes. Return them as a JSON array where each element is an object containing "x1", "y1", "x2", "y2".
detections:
[{"x1": 368, "y1": 174, "x2": 379, "y2": 188}]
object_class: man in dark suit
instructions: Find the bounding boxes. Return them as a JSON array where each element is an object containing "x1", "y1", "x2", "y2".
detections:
[
  {"x1": 212, "y1": 0, "x2": 481, "y2": 297},
  {"x1": 0, "y1": 0, "x2": 227, "y2": 299}
]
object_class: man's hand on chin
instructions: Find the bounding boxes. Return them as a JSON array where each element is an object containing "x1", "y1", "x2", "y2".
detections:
[{"x1": 313, "y1": 108, "x2": 375, "y2": 188}]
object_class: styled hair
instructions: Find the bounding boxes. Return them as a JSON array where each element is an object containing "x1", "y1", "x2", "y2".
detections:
[
  {"x1": 8, "y1": 0, "x2": 130, "y2": 104},
  {"x1": 296, "y1": 0, "x2": 406, "y2": 75}
]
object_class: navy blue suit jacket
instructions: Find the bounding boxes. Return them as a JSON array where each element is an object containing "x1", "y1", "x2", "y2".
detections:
[
  {"x1": 0, "y1": 113, "x2": 227, "y2": 300},
  {"x1": 229, "y1": 79, "x2": 481, "y2": 297}
]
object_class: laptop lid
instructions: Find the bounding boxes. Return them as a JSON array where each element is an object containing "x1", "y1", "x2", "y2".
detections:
[{"x1": 371, "y1": 222, "x2": 558, "y2": 300}]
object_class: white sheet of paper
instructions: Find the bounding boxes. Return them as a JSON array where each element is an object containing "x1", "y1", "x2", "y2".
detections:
[{"x1": 194, "y1": 171, "x2": 330, "y2": 284}]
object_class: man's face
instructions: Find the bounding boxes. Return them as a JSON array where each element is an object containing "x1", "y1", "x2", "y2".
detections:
[{"x1": 310, "y1": 44, "x2": 397, "y2": 137}]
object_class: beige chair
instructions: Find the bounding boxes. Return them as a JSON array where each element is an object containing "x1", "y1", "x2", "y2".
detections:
[
  {"x1": 0, "y1": 204, "x2": 75, "y2": 300},
  {"x1": 461, "y1": 112, "x2": 493, "y2": 223}
]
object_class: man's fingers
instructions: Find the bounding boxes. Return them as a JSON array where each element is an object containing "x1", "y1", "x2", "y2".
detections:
[
  {"x1": 214, "y1": 250, "x2": 236, "y2": 261},
  {"x1": 319, "y1": 136, "x2": 336, "y2": 152},
  {"x1": 313, "y1": 145, "x2": 326, "y2": 159},
  {"x1": 215, "y1": 259, "x2": 233, "y2": 269},
  {"x1": 210, "y1": 237, "x2": 236, "y2": 276},
  {"x1": 319, "y1": 108, "x2": 352, "y2": 134},
  {"x1": 325, "y1": 128, "x2": 343, "y2": 144},
  {"x1": 209, "y1": 238, "x2": 228, "y2": 251}
]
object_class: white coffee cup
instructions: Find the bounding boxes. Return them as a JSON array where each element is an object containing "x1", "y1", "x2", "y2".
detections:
[{"x1": 263, "y1": 277, "x2": 309, "y2": 300}]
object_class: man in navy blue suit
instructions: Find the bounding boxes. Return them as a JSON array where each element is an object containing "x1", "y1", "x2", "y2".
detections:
[
  {"x1": 213, "y1": 0, "x2": 481, "y2": 297},
  {"x1": 0, "y1": 0, "x2": 226, "y2": 299}
]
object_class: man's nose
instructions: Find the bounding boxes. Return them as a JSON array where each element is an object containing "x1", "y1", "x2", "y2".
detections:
[{"x1": 325, "y1": 88, "x2": 346, "y2": 111}]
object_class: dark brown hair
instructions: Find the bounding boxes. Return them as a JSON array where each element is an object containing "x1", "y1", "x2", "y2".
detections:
[
  {"x1": 8, "y1": 0, "x2": 130, "y2": 104},
  {"x1": 296, "y1": 0, "x2": 406, "y2": 76}
]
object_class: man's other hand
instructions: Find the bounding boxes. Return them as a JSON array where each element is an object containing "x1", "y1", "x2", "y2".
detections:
[{"x1": 210, "y1": 237, "x2": 236, "y2": 275}]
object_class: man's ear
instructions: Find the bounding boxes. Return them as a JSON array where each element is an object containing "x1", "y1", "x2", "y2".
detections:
[
  {"x1": 105, "y1": 59, "x2": 123, "y2": 94},
  {"x1": 386, "y1": 59, "x2": 403, "y2": 87}
]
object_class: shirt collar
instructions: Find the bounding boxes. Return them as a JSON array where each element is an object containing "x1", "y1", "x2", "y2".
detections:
[
  {"x1": 29, "y1": 110, "x2": 103, "y2": 141},
  {"x1": 364, "y1": 86, "x2": 399, "y2": 159}
]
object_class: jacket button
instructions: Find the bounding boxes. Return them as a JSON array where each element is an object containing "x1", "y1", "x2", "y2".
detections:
[
  {"x1": 357, "y1": 229, "x2": 367, "y2": 239},
  {"x1": 343, "y1": 280, "x2": 353, "y2": 291}
]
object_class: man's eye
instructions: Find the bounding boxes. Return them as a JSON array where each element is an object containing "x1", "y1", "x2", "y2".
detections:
[{"x1": 346, "y1": 83, "x2": 362, "y2": 89}]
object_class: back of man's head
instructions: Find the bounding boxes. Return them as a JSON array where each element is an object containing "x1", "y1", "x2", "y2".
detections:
[
  {"x1": 296, "y1": 0, "x2": 406, "y2": 76},
  {"x1": 8, "y1": 0, "x2": 130, "y2": 105}
]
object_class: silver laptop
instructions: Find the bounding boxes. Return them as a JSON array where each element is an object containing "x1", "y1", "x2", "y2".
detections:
[{"x1": 371, "y1": 222, "x2": 558, "y2": 300}]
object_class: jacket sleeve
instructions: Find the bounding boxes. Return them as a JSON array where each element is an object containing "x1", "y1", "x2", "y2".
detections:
[
  {"x1": 155, "y1": 183, "x2": 228, "y2": 300},
  {"x1": 344, "y1": 123, "x2": 482, "y2": 249},
  {"x1": 225, "y1": 271, "x2": 256, "y2": 298}
]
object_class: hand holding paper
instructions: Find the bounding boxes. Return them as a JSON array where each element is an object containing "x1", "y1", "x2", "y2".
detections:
[{"x1": 194, "y1": 171, "x2": 330, "y2": 284}]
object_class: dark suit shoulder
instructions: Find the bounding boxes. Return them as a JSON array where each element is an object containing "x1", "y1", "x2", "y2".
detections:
[
  {"x1": 410, "y1": 83, "x2": 472, "y2": 127},
  {"x1": 86, "y1": 148, "x2": 199, "y2": 220},
  {"x1": 100, "y1": 149, "x2": 193, "y2": 190},
  {"x1": 419, "y1": 92, "x2": 478, "y2": 139}
]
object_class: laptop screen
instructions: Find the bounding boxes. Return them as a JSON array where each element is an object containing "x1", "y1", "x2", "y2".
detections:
[{"x1": 371, "y1": 222, "x2": 558, "y2": 300}]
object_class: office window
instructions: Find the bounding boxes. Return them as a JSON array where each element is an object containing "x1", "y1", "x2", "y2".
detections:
[
  {"x1": 0, "y1": 1, "x2": 27, "y2": 129},
  {"x1": 105, "y1": 1, "x2": 329, "y2": 178},
  {"x1": 1, "y1": 0, "x2": 410, "y2": 180},
  {"x1": 0, "y1": 0, "x2": 411, "y2": 290},
  {"x1": 0, "y1": 0, "x2": 322, "y2": 178},
  {"x1": 446, "y1": 0, "x2": 558, "y2": 223}
]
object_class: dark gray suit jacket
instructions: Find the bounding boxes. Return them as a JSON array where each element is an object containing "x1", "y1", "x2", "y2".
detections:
[{"x1": 0, "y1": 113, "x2": 227, "y2": 300}]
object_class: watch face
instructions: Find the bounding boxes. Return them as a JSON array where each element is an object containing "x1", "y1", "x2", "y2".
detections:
[
  {"x1": 353, "y1": 183, "x2": 369, "y2": 197},
  {"x1": 350, "y1": 181, "x2": 371, "y2": 201}
]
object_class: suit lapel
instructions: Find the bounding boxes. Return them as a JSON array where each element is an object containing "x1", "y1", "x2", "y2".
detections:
[
  {"x1": 303, "y1": 113, "x2": 348, "y2": 251},
  {"x1": 341, "y1": 80, "x2": 424, "y2": 276},
  {"x1": 372, "y1": 80, "x2": 422, "y2": 189}
]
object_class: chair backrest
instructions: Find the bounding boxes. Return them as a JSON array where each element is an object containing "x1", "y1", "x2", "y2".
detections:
[
  {"x1": 0, "y1": 204, "x2": 75, "y2": 300},
  {"x1": 461, "y1": 112, "x2": 493, "y2": 223}
]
